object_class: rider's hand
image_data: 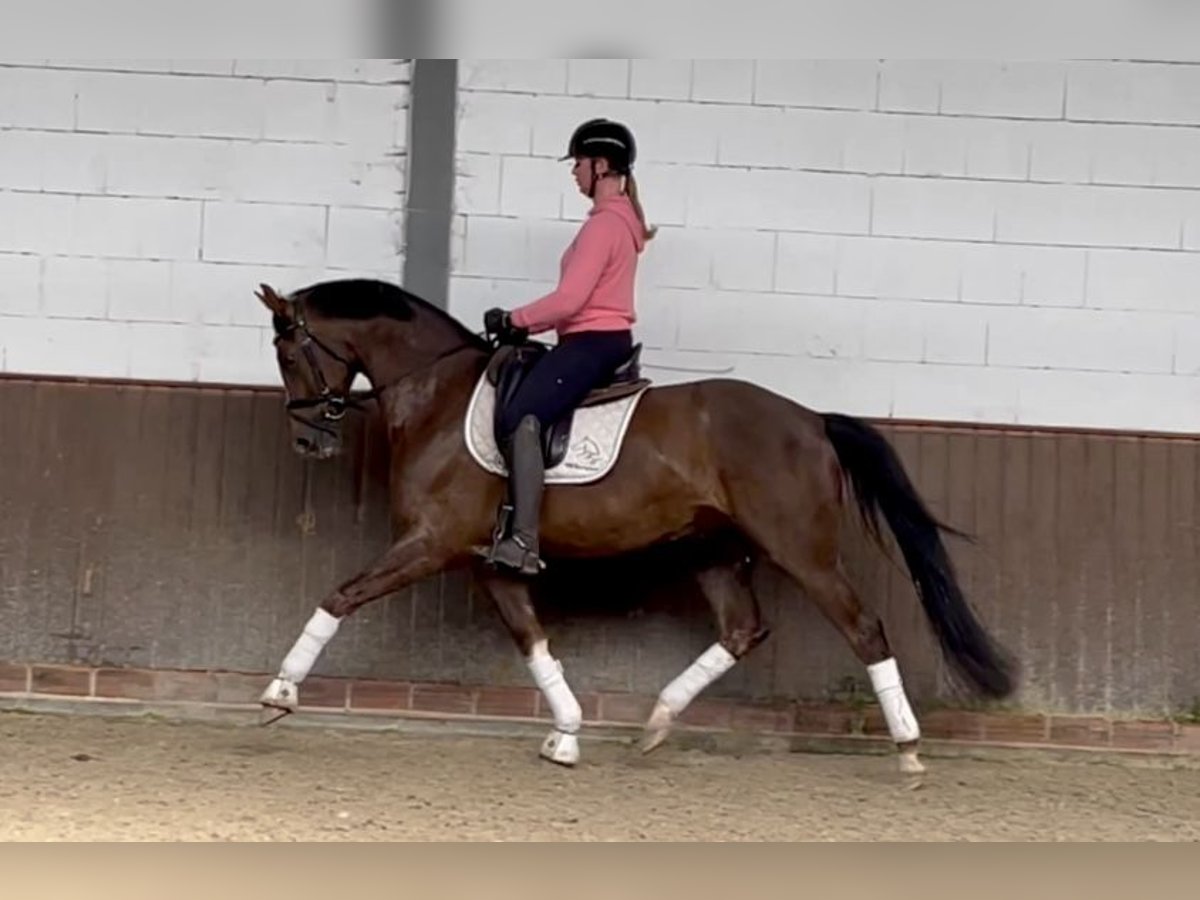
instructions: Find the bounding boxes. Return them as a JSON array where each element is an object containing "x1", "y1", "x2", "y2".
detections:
[
  {"x1": 483, "y1": 307, "x2": 511, "y2": 336},
  {"x1": 484, "y1": 307, "x2": 528, "y2": 345}
]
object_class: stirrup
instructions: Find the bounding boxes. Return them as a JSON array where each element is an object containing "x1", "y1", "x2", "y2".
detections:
[
  {"x1": 472, "y1": 505, "x2": 544, "y2": 575},
  {"x1": 485, "y1": 533, "x2": 545, "y2": 576}
]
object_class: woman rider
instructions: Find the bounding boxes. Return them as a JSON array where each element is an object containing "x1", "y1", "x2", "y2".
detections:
[{"x1": 481, "y1": 117, "x2": 656, "y2": 576}]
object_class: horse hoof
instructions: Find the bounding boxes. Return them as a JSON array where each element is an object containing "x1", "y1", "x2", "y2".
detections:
[
  {"x1": 539, "y1": 730, "x2": 580, "y2": 767},
  {"x1": 259, "y1": 677, "x2": 298, "y2": 726},
  {"x1": 641, "y1": 729, "x2": 670, "y2": 755},
  {"x1": 640, "y1": 701, "x2": 673, "y2": 754},
  {"x1": 898, "y1": 749, "x2": 926, "y2": 776},
  {"x1": 259, "y1": 706, "x2": 292, "y2": 727}
]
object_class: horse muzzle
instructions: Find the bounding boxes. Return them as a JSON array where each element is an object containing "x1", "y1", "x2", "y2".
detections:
[{"x1": 293, "y1": 429, "x2": 342, "y2": 460}]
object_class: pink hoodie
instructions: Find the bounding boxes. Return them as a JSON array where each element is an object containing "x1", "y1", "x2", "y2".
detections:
[{"x1": 510, "y1": 194, "x2": 646, "y2": 338}]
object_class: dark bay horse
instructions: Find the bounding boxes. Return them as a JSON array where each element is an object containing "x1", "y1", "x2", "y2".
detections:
[{"x1": 255, "y1": 277, "x2": 1016, "y2": 773}]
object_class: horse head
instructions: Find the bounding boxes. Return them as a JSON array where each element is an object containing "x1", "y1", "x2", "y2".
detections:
[{"x1": 256, "y1": 282, "x2": 364, "y2": 460}]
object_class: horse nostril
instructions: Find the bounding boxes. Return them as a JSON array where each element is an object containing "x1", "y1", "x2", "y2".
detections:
[{"x1": 295, "y1": 437, "x2": 313, "y2": 452}]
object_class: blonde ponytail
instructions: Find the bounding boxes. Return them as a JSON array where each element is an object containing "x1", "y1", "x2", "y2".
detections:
[{"x1": 625, "y1": 172, "x2": 658, "y2": 245}]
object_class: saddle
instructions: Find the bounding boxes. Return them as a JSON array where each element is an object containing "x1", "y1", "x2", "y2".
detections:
[{"x1": 486, "y1": 340, "x2": 651, "y2": 469}]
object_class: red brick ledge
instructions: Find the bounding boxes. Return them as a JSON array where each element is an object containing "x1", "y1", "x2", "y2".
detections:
[{"x1": 2, "y1": 661, "x2": 1198, "y2": 756}]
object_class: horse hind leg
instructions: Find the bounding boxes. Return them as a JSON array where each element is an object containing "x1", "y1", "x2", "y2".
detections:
[
  {"x1": 780, "y1": 556, "x2": 925, "y2": 776},
  {"x1": 642, "y1": 548, "x2": 770, "y2": 754}
]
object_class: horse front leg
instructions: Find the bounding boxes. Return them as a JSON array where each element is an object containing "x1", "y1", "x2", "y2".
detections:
[
  {"x1": 471, "y1": 564, "x2": 584, "y2": 766},
  {"x1": 260, "y1": 528, "x2": 448, "y2": 722}
]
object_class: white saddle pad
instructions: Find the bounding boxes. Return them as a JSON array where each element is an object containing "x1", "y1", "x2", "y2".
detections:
[{"x1": 463, "y1": 370, "x2": 649, "y2": 485}]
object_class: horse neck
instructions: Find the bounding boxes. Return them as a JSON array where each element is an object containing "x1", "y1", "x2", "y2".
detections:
[{"x1": 353, "y1": 316, "x2": 485, "y2": 434}]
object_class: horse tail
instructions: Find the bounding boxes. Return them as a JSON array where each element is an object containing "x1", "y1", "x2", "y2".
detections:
[{"x1": 821, "y1": 412, "x2": 1016, "y2": 700}]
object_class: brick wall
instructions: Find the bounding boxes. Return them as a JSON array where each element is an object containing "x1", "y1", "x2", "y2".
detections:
[
  {"x1": 449, "y1": 59, "x2": 1200, "y2": 434},
  {"x1": 0, "y1": 59, "x2": 410, "y2": 385}
]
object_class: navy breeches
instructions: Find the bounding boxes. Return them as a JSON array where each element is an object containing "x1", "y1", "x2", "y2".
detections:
[{"x1": 496, "y1": 330, "x2": 633, "y2": 442}]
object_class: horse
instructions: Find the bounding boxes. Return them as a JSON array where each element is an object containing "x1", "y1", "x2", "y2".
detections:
[{"x1": 253, "y1": 277, "x2": 1016, "y2": 773}]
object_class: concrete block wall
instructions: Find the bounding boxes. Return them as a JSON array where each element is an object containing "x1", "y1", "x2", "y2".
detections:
[
  {"x1": 3, "y1": 59, "x2": 1196, "y2": 433},
  {"x1": 0, "y1": 60, "x2": 410, "y2": 385},
  {"x1": 449, "y1": 60, "x2": 1200, "y2": 434}
]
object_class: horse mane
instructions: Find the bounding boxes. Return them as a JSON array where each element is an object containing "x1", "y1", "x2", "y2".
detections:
[{"x1": 283, "y1": 278, "x2": 489, "y2": 351}]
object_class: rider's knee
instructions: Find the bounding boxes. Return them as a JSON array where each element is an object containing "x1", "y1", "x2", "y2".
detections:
[
  {"x1": 499, "y1": 410, "x2": 542, "y2": 446},
  {"x1": 516, "y1": 413, "x2": 541, "y2": 437}
]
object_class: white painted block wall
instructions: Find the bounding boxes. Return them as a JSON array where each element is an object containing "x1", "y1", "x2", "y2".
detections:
[
  {"x1": 450, "y1": 60, "x2": 1200, "y2": 434},
  {"x1": 0, "y1": 59, "x2": 410, "y2": 385}
]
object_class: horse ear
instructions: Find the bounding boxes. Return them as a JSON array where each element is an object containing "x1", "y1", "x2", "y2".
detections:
[{"x1": 255, "y1": 283, "x2": 289, "y2": 317}]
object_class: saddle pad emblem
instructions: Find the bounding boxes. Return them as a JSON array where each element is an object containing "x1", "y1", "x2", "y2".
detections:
[{"x1": 463, "y1": 371, "x2": 649, "y2": 485}]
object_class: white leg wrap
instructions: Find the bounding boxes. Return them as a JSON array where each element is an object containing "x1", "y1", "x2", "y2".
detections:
[
  {"x1": 658, "y1": 643, "x2": 737, "y2": 716},
  {"x1": 527, "y1": 641, "x2": 582, "y2": 735},
  {"x1": 260, "y1": 677, "x2": 298, "y2": 710},
  {"x1": 279, "y1": 608, "x2": 341, "y2": 683},
  {"x1": 867, "y1": 657, "x2": 921, "y2": 744}
]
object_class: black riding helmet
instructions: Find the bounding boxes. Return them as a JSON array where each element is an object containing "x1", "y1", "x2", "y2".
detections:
[{"x1": 559, "y1": 118, "x2": 637, "y2": 175}]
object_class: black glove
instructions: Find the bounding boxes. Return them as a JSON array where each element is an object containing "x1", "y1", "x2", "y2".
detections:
[
  {"x1": 483, "y1": 307, "x2": 510, "y2": 334},
  {"x1": 483, "y1": 307, "x2": 527, "y2": 345}
]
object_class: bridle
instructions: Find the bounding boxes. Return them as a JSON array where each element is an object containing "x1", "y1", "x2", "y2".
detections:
[{"x1": 276, "y1": 295, "x2": 476, "y2": 438}]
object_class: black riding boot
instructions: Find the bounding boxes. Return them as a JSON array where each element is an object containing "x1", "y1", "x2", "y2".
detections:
[{"x1": 489, "y1": 414, "x2": 545, "y2": 576}]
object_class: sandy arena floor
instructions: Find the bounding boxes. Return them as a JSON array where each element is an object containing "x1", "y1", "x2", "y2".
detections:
[{"x1": 0, "y1": 711, "x2": 1197, "y2": 841}]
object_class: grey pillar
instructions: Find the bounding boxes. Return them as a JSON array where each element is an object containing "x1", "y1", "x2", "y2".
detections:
[{"x1": 402, "y1": 59, "x2": 457, "y2": 310}]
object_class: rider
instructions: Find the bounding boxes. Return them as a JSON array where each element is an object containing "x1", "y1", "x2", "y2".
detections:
[{"x1": 482, "y1": 117, "x2": 656, "y2": 576}]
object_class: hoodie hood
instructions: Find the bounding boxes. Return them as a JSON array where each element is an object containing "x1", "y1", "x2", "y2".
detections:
[{"x1": 591, "y1": 194, "x2": 647, "y2": 253}]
